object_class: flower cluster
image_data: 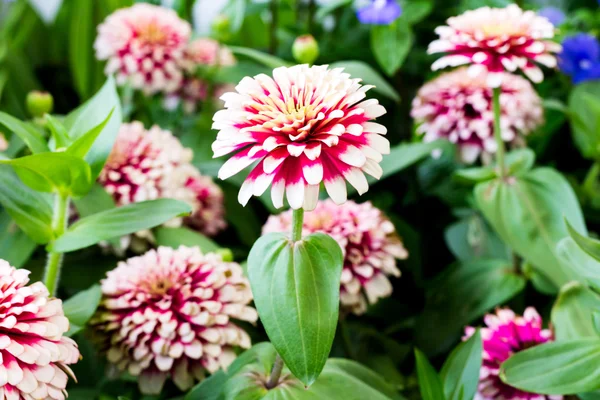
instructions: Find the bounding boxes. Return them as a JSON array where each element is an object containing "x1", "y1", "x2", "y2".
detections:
[
  {"x1": 99, "y1": 122, "x2": 226, "y2": 238},
  {"x1": 0, "y1": 260, "x2": 80, "y2": 400},
  {"x1": 263, "y1": 200, "x2": 407, "y2": 314},
  {"x1": 428, "y1": 5, "x2": 560, "y2": 87},
  {"x1": 411, "y1": 67, "x2": 543, "y2": 163},
  {"x1": 464, "y1": 307, "x2": 561, "y2": 400},
  {"x1": 356, "y1": 0, "x2": 402, "y2": 25},
  {"x1": 559, "y1": 34, "x2": 600, "y2": 84},
  {"x1": 212, "y1": 64, "x2": 390, "y2": 211},
  {"x1": 92, "y1": 246, "x2": 258, "y2": 394}
]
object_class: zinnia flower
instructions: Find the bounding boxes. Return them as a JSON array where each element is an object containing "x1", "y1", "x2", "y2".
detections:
[
  {"x1": 94, "y1": 3, "x2": 191, "y2": 94},
  {"x1": 0, "y1": 260, "x2": 80, "y2": 400},
  {"x1": 92, "y1": 246, "x2": 258, "y2": 394},
  {"x1": 263, "y1": 200, "x2": 407, "y2": 314},
  {"x1": 428, "y1": 5, "x2": 561, "y2": 87},
  {"x1": 464, "y1": 307, "x2": 561, "y2": 400},
  {"x1": 356, "y1": 0, "x2": 402, "y2": 25},
  {"x1": 180, "y1": 38, "x2": 236, "y2": 70},
  {"x1": 411, "y1": 67, "x2": 543, "y2": 163},
  {"x1": 212, "y1": 64, "x2": 390, "y2": 211},
  {"x1": 559, "y1": 33, "x2": 600, "y2": 84}
]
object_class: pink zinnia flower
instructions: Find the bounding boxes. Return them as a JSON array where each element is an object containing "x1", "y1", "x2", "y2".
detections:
[
  {"x1": 428, "y1": 5, "x2": 561, "y2": 87},
  {"x1": 212, "y1": 64, "x2": 390, "y2": 211},
  {"x1": 92, "y1": 246, "x2": 258, "y2": 394},
  {"x1": 464, "y1": 307, "x2": 562, "y2": 400},
  {"x1": 263, "y1": 200, "x2": 407, "y2": 314},
  {"x1": 94, "y1": 3, "x2": 191, "y2": 94},
  {"x1": 0, "y1": 260, "x2": 80, "y2": 400},
  {"x1": 411, "y1": 67, "x2": 543, "y2": 163},
  {"x1": 180, "y1": 38, "x2": 236, "y2": 70}
]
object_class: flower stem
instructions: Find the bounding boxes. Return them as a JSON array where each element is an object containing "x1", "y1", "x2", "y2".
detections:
[
  {"x1": 44, "y1": 192, "x2": 70, "y2": 296},
  {"x1": 266, "y1": 354, "x2": 284, "y2": 389},
  {"x1": 492, "y1": 86, "x2": 507, "y2": 179},
  {"x1": 291, "y1": 208, "x2": 304, "y2": 242}
]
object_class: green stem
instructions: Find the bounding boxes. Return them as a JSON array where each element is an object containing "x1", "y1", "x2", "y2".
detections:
[
  {"x1": 266, "y1": 354, "x2": 284, "y2": 389},
  {"x1": 492, "y1": 86, "x2": 507, "y2": 179},
  {"x1": 44, "y1": 192, "x2": 69, "y2": 296},
  {"x1": 583, "y1": 161, "x2": 600, "y2": 197},
  {"x1": 291, "y1": 208, "x2": 305, "y2": 242}
]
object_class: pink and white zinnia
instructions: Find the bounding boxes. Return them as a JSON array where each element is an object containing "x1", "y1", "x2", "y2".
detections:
[
  {"x1": 0, "y1": 260, "x2": 80, "y2": 400},
  {"x1": 212, "y1": 64, "x2": 390, "y2": 211},
  {"x1": 428, "y1": 5, "x2": 560, "y2": 87},
  {"x1": 465, "y1": 307, "x2": 562, "y2": 400}
]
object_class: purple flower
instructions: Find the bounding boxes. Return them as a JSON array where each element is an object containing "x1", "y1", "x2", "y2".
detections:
[
  {"x1": 559, "y1": 33, "x2": 600, "y2": 84},
  {"x1": 356, "y1": 0, "x2": 402, "y2": 25},
  {"x1": 538, "y1": 6, "x2": 566, "y2": 26}
]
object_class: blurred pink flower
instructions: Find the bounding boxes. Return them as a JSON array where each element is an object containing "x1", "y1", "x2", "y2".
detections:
[
  {"x1": 212, "y1": 64, "x2": 390, "y2": 211},
  {"x1": 263, "y1": 200, "x2": 407, "y2": 314},
  {"x1": 0, "y1": 260, "x2": 80, "y2": 400},
  {"x1": 464, "y1": 307, "x2": 562, "y2": 400},
  {"x1": 411, "y1": 67, "x2": 543, "y2": 163},
  {"x1": 92, "y1": 246, "x2": 258, "y2": 394},
  {"x1": 428, "y1": 5, "x2": 560, "y2": 87},
  {"x1": 94, "y1": 3, "x2": 191, "y2": 94},
  {"x1": 181, "y1": 38, "x2": 236, "y2": 70}
]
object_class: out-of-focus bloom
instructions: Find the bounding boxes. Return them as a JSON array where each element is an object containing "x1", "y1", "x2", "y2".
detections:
[
  {"x1": 26, "y1": 90, "x2": 53, "y2": 118},
  {"x1": 428, "y1": 5, "x2": 561, "y2": 87},
  {"x1": 411, "y1": 67, "x2": 543, "y2": 163},
  {"x1": 94, "y1": 3, "x2": 191, "y2": 94},
  {"x1": 559, "y1": 33, "x2": 600, "y2": 84},
  {"x1": 292, "y1": 35, "x2": 320, "y2": 64},
  {"x1": 0, "y1": 260, "x2": 80, "y2": 400},
  {"x1": 538, "y1": 6, "x2": 566, "y2": 27},
  {"x1": 464, "y1": 307, "x2": 561, "y2": 400},
  {"x1": 0, "y1": 133, "x2": 7, "y2": 152},
  {"x1": 356, "y1": 0, "x2": 402, "y2": 25},
  {"x1": 92, "y1": 246, "x2": 258, "y2": 394},
  {"x1": 263, "y1": 200, "x2": 407, "y2": 314},
  {"x1": 212, "y1": 64, "x2": 389, "y2": 211},
  {"x1": 181, "y1": 38, "x2": 236, "y2": 70}
]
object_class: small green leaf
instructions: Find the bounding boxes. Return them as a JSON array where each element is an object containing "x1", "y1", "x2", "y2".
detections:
[
  {"x1": 415, "y1": 349, "x2": 445, "y2": 400},
  {"x1": 552, "y1": 281, "x2": 600, "y2": 340},
  {"x1": 45, "y1": 114, "x2": 70, "y2": 149},
  {"x1": 504, "y1": 148, "x2": 535, "y2": 176},
  {"x1": 556, "y1": 238, "x2": 600, "y2": 291},
  {"x1": 568, "y1": 81, "x2": 600, "y2": 159},
  {"x1": 154, "y1": 226, "x2": 220, "y2": 253},
  {"x1": 69, "y1": 0, "x2": 94, "y2": 98},
  {"x1": 0, "y1": 211, "x2": 37, "y2": 267},
  {"x1": 247, "y1": 232, "x2": 344, "y2": 385},
  {"x1": 453, "y1": 167, "x2": 496, "y2": 184},
  {"x1": 50, "y1": 199, "x2": 192, "y2": 253},
  {"x1": 0, "y1": 111, "x2": 48, "y2": 153},
  {"x1": 400, "y1": 0, "x2": 433, "y2": 24},
  {"x1": 73, "y1": 183, "x2": 116, "y2": 218},
  {"x1": 184, "y1": 369, "x2": 227, "y2": 400},
  {"x1": 229, "y1": 46, "x2": 292, "y2": 69},
  {"x1": 371, "y1": 21, "x2": 414, "y2": 76},
  {"x1": 440, "y1": 329, "x2": 482, "y2": 400},
  {"x1": 67, "y1": 108, "x2": 114, "y2": 159},
  {"x1": 566, "y1": 220, "x2": 600, "y2": 263},
  {"x1": 63, "y1": 285, "x2": 102, "y2": 337},
  {"x1": 501, "y1": 338, "x2": 600, "y2": 395},
  {"x1": 329, "y1": 60, "x2": 400, "y2": 102}
]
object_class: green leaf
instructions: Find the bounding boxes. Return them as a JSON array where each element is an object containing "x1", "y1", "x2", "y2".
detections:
[
  {"x1": 0, "y1": 211, "x2": 37, "y2": 267},
  {"x1": 500, "y1": 338, "x2": 600, "y2": 395},
  {"x1": 229, "y1": 46, "x2": 292, "y2": 69},
  {"x1": 441, "y1": 330, "x2": 482, "y2": 400},
  {"x1": 400, "y1": 0, "x2": 433, "y2": 24},
  {"x1": 474, "y1": 167, "x2": 587, "y2": 291},
  {"x1": 504, "y1": 148, "x2": 536, "y2": 176},
  {"x1": 371, "y1": 21, "x2": 414, "y2": 76},
  {"x1": 67, "y1": 108, "x2": 114, "y2": 159},
  {"x1": 184, "y1": 370, "x2": 227, "y2": 400},
  {"x1": 415, "y1": 349, "x2": 445, "y2": 400},
  {"x1": 0, "y1": 166, "x2": 53, "y2": 243},
  {"x1": 444, "y1": 212, "x2": 509, "y2": 262},
  {"x1": 415, "y1": 259, "x2": 524, "y2": 356},
  {"x1": 247, "y1": 232, "x2": 344, "y2": 385},
  {"x1": 154, "y1": 227, "x2": 220, "y2": 253},
  {"x1": 222, "y1": 0, "x2": 246, "y2": 33},
  {"x1": 73, "y1": 183, "x2": 116, "y2": 218},
  {"x1": 64, "y1": 76, "x2": 122, "y2": 180},
  {"x1": 329, "y1": 60, "x2": 400, "y2": 102},
  {"x1": 568, "y1": 81, "x2": 600, "y2": 159},
  {"x1": 566, "y1": 220, "x2": 600, "y2": 263},
  {"x1": 69, "y1": 0, "x2": 94, "y2": 98},
  {"x1": 556, "y1": 238, "x2": 600, "y2": 291},
  {"x1": 45, "y1": 114, "x2": 70, "y2": 149},
  {"x1": 63, "y1": 285, "x2": 102, "y2": 336},
  {"x1": 552, "y1": 281, "x2": 600, "y2": 341},
  {"x1": 453, "y1": 167, "x2": 496, "y2": 184},
  {"x1": 0, "y1": 111, "x2": 48, "y2": 153},
  {"x1": 50, "y1": 199, "x2": 192, "y2": 253},
  {"x1": 0, "y1": 153, "x2": 92, "y2": 196}
]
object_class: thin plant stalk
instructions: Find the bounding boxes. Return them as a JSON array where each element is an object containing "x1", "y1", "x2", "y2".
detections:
[
  {"x1": 44, "y1": 192, "x2": 69, "y2": 296},
  {"x1": 492, "y1": 86, "x2": 507, "y2": 179}
]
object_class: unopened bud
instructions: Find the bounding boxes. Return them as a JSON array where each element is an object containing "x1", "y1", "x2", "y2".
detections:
[
  {"x1": 292, "y1": 35, "x2": 319, "y2": 65},
  {"x1": 26, "y1": 91, "x2": 53, "y2": 118},
  {"x1": 216, "y1": 248, "x2": 234, "y2": 262},
  {"x1": 212, "y1": 14, "x2": 231, "y2": 41}
]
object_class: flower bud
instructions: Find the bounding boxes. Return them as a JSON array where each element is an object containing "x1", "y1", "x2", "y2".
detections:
[
  {"x1": 292, "y1": 34, "x2": 319, "y2": 65},
  {"x1": 212, "y1": 14, "x2": 231, "y2": 41},
  {"x1": 26, "y1": 91, "x2": 53, "y2": 117}
]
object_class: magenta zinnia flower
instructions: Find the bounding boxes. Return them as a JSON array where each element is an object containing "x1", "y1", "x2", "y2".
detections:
[
  {"x1": 411, "y1": 67, "x2": 543, "y2": 163},
  {"x1": 92, "y1": 246, "x2": 258, "y2": 394},
  {"x1": 464, "y1": 307, "x2": 561, "y2": 400},
  {"x1": 179, "y1": 169, "x2": 228, "y2": 236},
  {"x1": 263, "y1": 200, "x2": 407, "y2": 314},
  {"x1": 212, "y1": 64, "x2": 390, "y2": 211},
  {"x1": 0, "y1": 260, "x2": 80, "y2": 400},
  {"x1": 94, "y1": 3, "x2": 191, "y2": 94},
  {"x1": 428, "y1": 5, "x2": 561, "y2": 87}
]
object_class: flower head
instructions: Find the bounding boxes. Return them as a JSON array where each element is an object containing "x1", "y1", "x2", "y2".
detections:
[
  {"x1": 94, "y1": 3, "x2": 191, "y2": 94},
  {"x1": 263, "y1": 200, "x2": 407, "y2": 314},
  {"x1": 464, "y1": 307, "x2": 561, "y2": 400},
  {"x1": 428, "y1": 5, "x2": 560, "y2": 87},
  {"x1": 356, "y1": 0, "x2": 402, "y2": 25},
  {"x1": 411, "y1": 67, "x2": 543, "y2": 163},
  {"x1": 559, "y1": 33, "x2": 600, "y2": 84},
  {"x1": 92, "y1": 246, "x2": 258, "y2": 394},
  {"x1": 212, "y1": 64, "x2": 390, "y2": 211},
  {"x1": 0, "y1": 260, "x2": 80, "y2": 400},
  {"x1": 181, "y1": 38, "x2": 236, "y2": 70}
]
